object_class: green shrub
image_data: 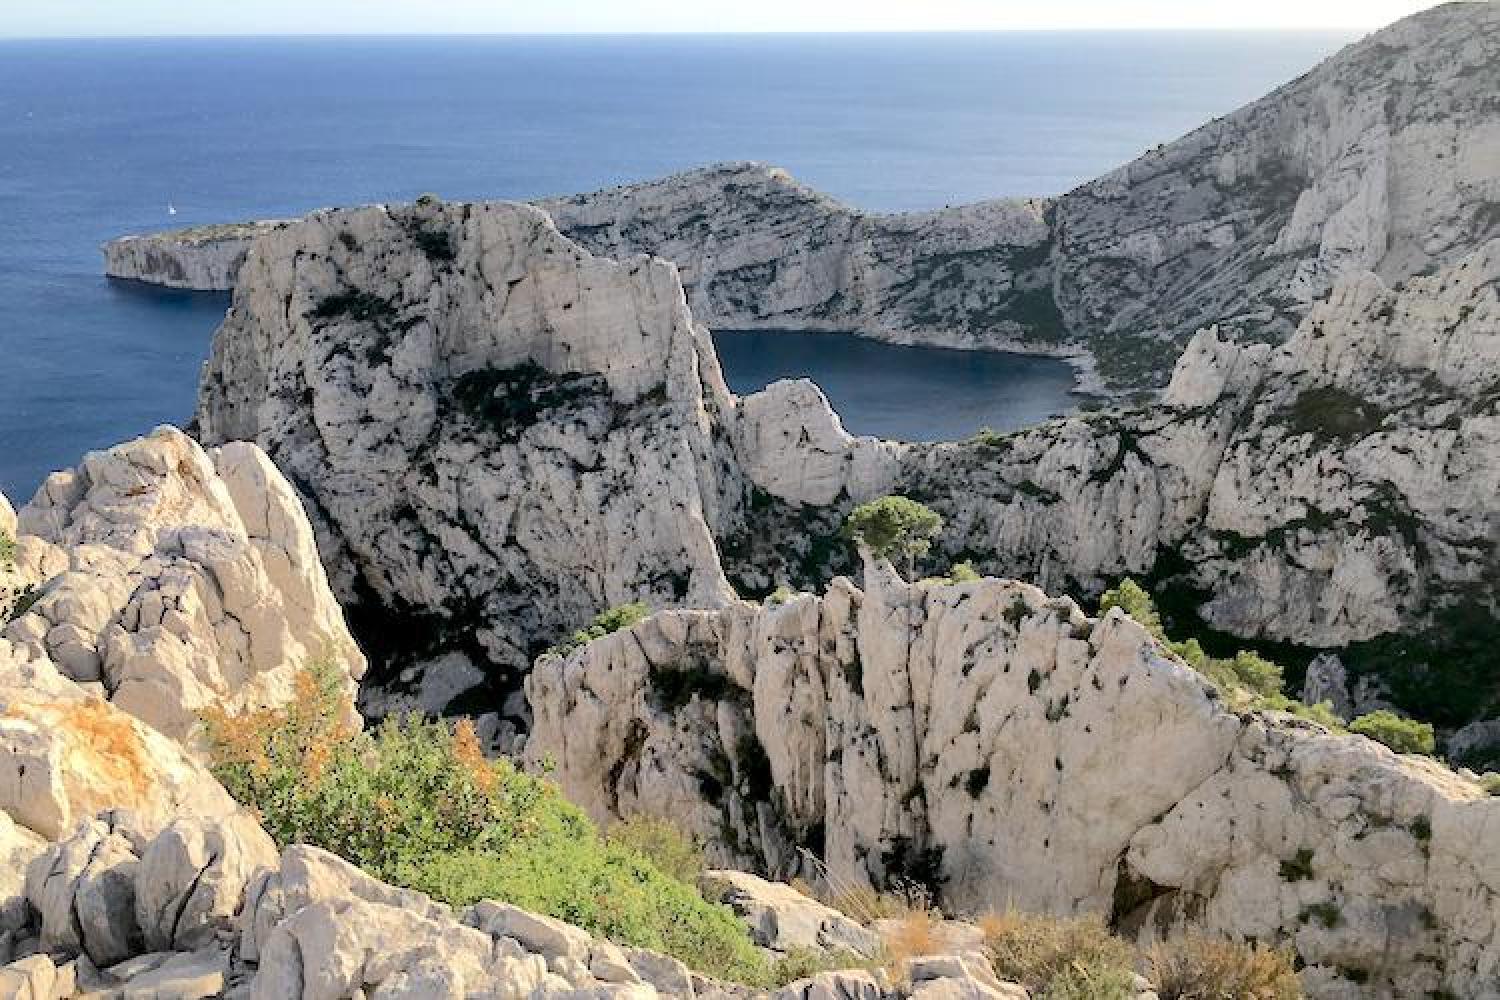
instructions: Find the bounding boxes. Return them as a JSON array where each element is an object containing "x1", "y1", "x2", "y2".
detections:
[
  {"x1": 408, "y1": 843, "x2": 768, "y2": 985},
  {"x1": 1479, "y1": 773, "x2": 1500, "y2": 796},
  {"x1": 1099, "y1": 579, "x2": 1166, "y2": 642},
  {"x1": 1101, "y1": 580, "x2": 1298, "y2": 705},
  {"x1": 970, "y1": 427, "x2": 1009, "y2": 449},
  {"x1": 1257, "y1": 694, "x2": 1345, "y2": 730},
  {"x1": 844, "y1": 496, "x2": 943, "y2": 579},
  {"x1": 202, "y1": 663, "x2": 768, "y2": 984},
  {"x1": 949, "y1": 560, "x2": 981, "y2": 583},
  {"x1": 766, "y1": 586, "x2": 798, "y2": 606},
  {"x1": 1039, "y1": 961, "x2": 1139, "y2": 1000},
  {"x1": 608, "y1": 815, "x2": 705, "y2": 883},
  {"x1": 1349, "y1": 710, "x2": 1436, "y2": 755},
  {"x1": 0, "y1": 531, "x2": 14, "y2": 566},
  {"x1": 547, "y1": 601, "x2": 650, "y2": 657},
  {"x1": 770, "y1": 947, "x2": 878, "y2": 986}
]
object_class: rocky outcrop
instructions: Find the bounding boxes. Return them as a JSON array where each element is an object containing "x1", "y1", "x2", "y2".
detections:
[
  {"x1": 701, "y1": 870, "x2": 880, "y2": 959},
  {"x1": 5, "y1": 831, "x2": 1025, "y2": 999},
  {"x1": 1054, "y1": 1, "x2": 1500, "y2": 384},
  {"x1": 191, "y1": 175, "x2": 1499, "y2": 721},
  {"x1": 540, "y1": 165, "x2": 1064, "y2": 357},
  {"x1": 3, "y1": 426, "x2": 364, "y2": 745},
  {"x1": 103, "y1": 221, "x2": 288, "y2": 291},
  {"x1": 884, "y1": 238, "x2": 1500, "y2": 646},
  {"x1": 194, "y1": 199, "x2": 749, "y2": 721},
  {"x1": 526, "y1": 558, "x2": 1500, "y2": 998}
]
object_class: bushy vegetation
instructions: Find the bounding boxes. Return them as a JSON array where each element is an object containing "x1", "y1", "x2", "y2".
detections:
[
  {"x1": 844, "y1": 495, "x2": 943, "y2": 580},
  {"x1": 920, "y1": 560, "x2": 982, "y2": 587},
  {"x1": 546, "y1": 601, "x2": 650, "y2": 658},
  {"x1": 0, "y1": 531, "x2": 14, "y2": 566},
  {"x1": 1039, "y1": 962, "x2": 1139, "y2": 1000},
  {"x1": 765, "y1": 585, "x2": 799, "y2": 606},
  {"x1": 202, "y1": 664, "x2": 769, "y2": 984},
  {"x1": 1100, "y1": 579, "x2": 1338, "y2": 720},
  {"x1": 1348, "y1": 709, "x2": 1436, "y2": 755},
  {"x1": 608, "y1": 814, "x2": 706, "y2": 883},
  {"x1": 981, "y1": 911, "x2": 1136, "y2": 994}
]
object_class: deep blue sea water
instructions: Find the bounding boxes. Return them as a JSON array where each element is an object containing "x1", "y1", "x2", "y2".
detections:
[
  {"x1": 714, "y1": 331, "x2": 1079, "y2": 441},
  {"x1": 0, "y1": 32, "x2": 1357, "y2": 499}
]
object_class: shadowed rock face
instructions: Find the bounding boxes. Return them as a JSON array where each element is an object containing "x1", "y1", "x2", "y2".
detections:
[
  {"x1": 114, "y1": 4, "x2": 1500, "y2": 393},
  {"x1": 526, "y1": 559, "x2": 1500, "y2": 999}
]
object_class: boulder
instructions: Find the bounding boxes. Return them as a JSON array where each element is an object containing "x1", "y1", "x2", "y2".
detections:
[
  {"x1": 6, "y1": 427, "x2": 364, "y2": 746},
  {"x1": 134, "y1": 817, "x2": 278, "y2": 952},
  {"x1": 702, "y1": 870, "x2": 879, "y2": 958}
]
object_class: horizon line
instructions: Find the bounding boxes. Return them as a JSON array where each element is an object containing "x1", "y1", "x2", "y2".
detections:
[{"x1": 0, "y1": 25, "x2": 1373, "y2": 42}]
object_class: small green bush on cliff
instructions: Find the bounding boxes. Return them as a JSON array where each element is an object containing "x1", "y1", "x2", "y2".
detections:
[
  {"x1": 1100, "y1": 579, "x2": 1308, "y2": 708},
  {"x1": 202, "y1": 663, "x2": 769, "y2": 984},
  {"x1": 1349, "y1": 709, "x2": 1436, "y2": 755},
  {"x1": 546, "y1": 601, "x2": 650, "y2": 657},
  {"x1": 0, "y1": 531, "x2": 15, "y2": 567},
  {"x1": 608, "y1": 814, "x2": 706, "y2": 883}
]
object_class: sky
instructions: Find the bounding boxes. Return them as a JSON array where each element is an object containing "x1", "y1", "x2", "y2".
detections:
[{"x1": 1, "y1": 0, "x2": 1442, "y2": 38}]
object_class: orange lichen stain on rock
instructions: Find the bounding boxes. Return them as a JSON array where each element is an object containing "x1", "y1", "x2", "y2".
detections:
[{"x1": 5, "y1": 698, "x2": 153, "y2": 805}]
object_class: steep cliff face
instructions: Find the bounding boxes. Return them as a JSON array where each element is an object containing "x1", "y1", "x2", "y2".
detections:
[
  {"x1": 526, "y1": 561, "x2": 1500, "y2": 998},
  {"x1": 1054, "y1": 1, "x2": 1500, "y2": 385},
  {"x1": 195, "y1": 200, "x2": 747, "y2": 722},
  {"x1": 730, "y1": 239, "x2": 1500, "y2": 648},
  {"x1": 103, "y1": 221, "x2": 288, "y2": 291},
  {"x1": 540, "y1": 164, "x2": 1063, "y2": 355}
]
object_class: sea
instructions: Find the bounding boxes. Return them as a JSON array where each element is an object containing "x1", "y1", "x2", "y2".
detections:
[{"x1": 0, "y1": 31, "x2": 1358, "y2": 500}]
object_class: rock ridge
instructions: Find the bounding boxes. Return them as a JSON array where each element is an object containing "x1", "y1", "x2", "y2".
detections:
[{"x1": 526, "y1": 557, "x2": 1500, "y2": 998}]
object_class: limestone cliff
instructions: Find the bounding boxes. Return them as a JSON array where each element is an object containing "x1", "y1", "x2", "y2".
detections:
[
  {"x1": 195, "y1": 200, "x2": 746, "y2": 729},
  {"x1": 191, "y1": 178, "x2": 1499, "y2": 722},
  {"x1": 539, "y1": 165, "x2": 1063, "y2": 356},
  {"x1": 526, "y1": 559, "x2": 1500, "y2": 998},
  {"x1": 103, "y1": 221, "x2": 288, "y2": 291},
  {"x1": 1054, "y1": 0, "x2": 1500, "y2": 384}
]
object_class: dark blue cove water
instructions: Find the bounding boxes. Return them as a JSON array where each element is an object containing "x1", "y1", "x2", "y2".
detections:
[
  {"x1": 714, "y1": 331, "x2": 1077, "y2": 441},
  {"x1": 0, "y1": 32, "x2": 1357, "y2": 498}
]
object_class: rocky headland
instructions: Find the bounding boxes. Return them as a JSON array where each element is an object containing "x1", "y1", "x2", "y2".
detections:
[
  {"x1": 103, "y1": 221, "x2": 290, "y2": 291},
  {"x1": 106, "y1": 2, "x2": 1500, "y2": 391}
]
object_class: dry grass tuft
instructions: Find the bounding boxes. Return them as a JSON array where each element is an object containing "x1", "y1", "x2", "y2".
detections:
[
  {"x1": 882, "y1": 909, "x2": 942, "y2": 967},
  {"x1": 981, "y1": 909, "x2": 1136, "y2": 993},
  {"x1": 1147, "y1": 932, "x2": 1302, "y2": 1000}
]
